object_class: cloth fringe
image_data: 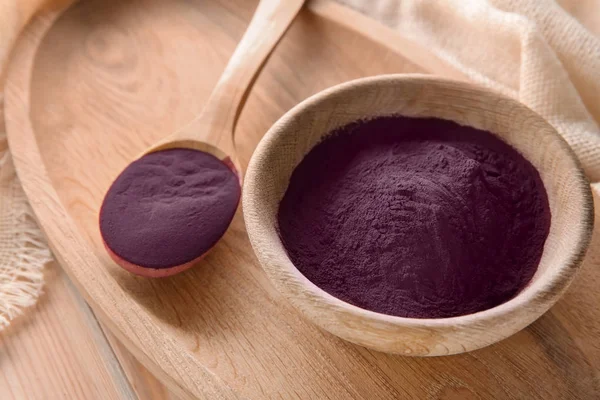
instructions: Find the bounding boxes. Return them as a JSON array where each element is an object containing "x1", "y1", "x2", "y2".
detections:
[{"x1": 0, "y1": 116, "x2": 51, "y2": 330}]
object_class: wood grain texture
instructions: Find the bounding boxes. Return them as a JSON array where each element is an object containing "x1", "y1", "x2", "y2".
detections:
[
  {"x1": 103, "y1": 330, "x2": 180, "y2": 400},
  {"x1": 3, "y1": 0, "x2": 600, "y2": 398},
  {"x1": 0, "y1": 262, "x2": 136, "y2": 400},
  {"x1": 0, "y1": 0, "x2": 73, "y2": 83},
  {"x1": 243, "y1": 74, "x2": 593, "y2": 356}
]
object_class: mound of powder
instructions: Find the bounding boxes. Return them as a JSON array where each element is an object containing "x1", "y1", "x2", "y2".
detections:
[
  {"x1": 100, "y1": 148, "x2": 240, "y2": 269},
  {"x1": 278, "y1": 116, "x2": 551, "y2": 318}
]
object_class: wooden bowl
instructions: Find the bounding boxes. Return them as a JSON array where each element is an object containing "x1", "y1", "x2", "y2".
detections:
[{"x1": 243, "y1": 74, "x2": 594, "y2": 356}]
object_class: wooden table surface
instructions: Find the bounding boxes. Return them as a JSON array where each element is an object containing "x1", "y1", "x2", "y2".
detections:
[{"x1": 0, "y1": 261, "x2": 177, "y2": 400}]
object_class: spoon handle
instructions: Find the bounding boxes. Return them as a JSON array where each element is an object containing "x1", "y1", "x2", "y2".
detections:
[{"x1": 173, "y1": 0, "x2": 305, "y2": 153}]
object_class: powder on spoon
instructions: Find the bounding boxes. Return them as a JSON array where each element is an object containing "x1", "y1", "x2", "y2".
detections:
[
  {"x1": 100, "y1": 148, "x2": 240, "y2": 270},
  {"x1": 277, "y1": 116, "x2": 551, "y2": 318}
]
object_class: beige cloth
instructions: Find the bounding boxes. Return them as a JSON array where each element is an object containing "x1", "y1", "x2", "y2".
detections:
[
  {"x1": 0, "y1": 0, "x2": 599, "y2": 329},
  {"x1": 0, "y1": 97, "x2": 50, "y2": 330},
  {"x1": 337, "y1": 0, "x2": 600, "y2": 183}
]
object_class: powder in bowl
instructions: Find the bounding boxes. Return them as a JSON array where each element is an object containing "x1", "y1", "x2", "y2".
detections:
[
  {"x1": 277, "y1": 116, "x2": 551, "y2": 318},
  {"x1": 100, "y1": 148, "x2": 240, "y2": 270}
]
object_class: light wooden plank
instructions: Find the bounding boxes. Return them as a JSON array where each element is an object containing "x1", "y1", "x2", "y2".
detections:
[
  {"x1": 0, "y1": 262, "x2": 137, "y2": 400},
  {"x1": 104, "y1": 330, "x2": 179, "y2": 400}
]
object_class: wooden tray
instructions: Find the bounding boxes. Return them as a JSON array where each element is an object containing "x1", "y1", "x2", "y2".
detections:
[{"x1": 5, "y1": 0, "x2": 600, "y2": 398}]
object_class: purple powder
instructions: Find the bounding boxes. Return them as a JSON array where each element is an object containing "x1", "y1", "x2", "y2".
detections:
[
  {"x1": 277, "y1": 116, "x2": 551, "y2": 318},
  {"x1": 100, "y1": 148, "x2": 240, "y2": 269}
]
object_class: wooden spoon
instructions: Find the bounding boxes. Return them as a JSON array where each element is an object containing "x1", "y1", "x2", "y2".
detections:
[
  {"x1": 143, "y1": 0, "x2": 305, "y2": 176},
  {"x1": 100, "y1": 0, "x2": 305, "y2": 278}
]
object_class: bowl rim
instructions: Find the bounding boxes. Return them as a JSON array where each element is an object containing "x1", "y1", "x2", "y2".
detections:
[{"x1": 243, "y1": 73, "x2": 595, "y2": 330}]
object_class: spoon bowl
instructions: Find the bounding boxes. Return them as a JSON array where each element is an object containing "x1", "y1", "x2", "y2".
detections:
[{"x1": 243, "y1": 74, "x2": 594, "y2": 355}]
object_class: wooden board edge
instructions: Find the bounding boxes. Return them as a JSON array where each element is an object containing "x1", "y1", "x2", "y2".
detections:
[{"x1": 307, "y1": 0, "x2": 469, "y2": 81}]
